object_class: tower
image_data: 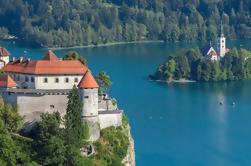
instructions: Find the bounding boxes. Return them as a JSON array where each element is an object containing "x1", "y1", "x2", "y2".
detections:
[
  {"x1": 0, "y1": 47, "x2": 10, "y2": 68},
  {"x1": 217, "y1": 23, "x2": 226, "y2": 58},
  {"x1": 78, "y1": 70, "x2": 100, "y2": 141}
]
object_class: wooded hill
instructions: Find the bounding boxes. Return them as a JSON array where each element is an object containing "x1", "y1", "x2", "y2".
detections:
[{"x1": 0, "y1": 0, "x2": 251, "y2": 47}]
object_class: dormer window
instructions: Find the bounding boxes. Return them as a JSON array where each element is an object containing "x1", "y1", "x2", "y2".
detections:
[{"x1": 55, "y1": 78, "x2": 59, "y2": 83}]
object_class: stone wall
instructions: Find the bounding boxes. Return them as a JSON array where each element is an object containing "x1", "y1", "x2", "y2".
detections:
[{"x1": 99, "y1": 111, "x2": 122, "y2": 129}]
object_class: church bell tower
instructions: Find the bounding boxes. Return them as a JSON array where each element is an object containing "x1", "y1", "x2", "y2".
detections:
[{"x1": 217, "y1": 22, "x2": 226, "y2": 58}]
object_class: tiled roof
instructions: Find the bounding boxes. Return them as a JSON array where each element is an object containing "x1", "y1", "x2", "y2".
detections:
[
  {"x1": 42, "y1": 50, "x2": 59, "y2": 61},
  {"x1": 0, "y1": 75, "x2": 16, "y2": 88},
  {"x1": 78, "y1": 70, "x2": 99, "y2": 89},
  {"x1": 3, "y1": 50, "x2": 88, "y2": 75},
  {"x1": 0, "y1": 47, "x2": 10, "y2": 57}
]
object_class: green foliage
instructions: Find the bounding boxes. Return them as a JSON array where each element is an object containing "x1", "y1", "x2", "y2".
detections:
[
  {"x1": 96, "y1": 71, "x2": 112, "y2": 94},
  {"x1": 91, "y1": 114, "x2": 129, "y2": 166},
  {"x1": 63, "y1": 51, "x2": 87, "y2": 66},
  {"x1": 33, "y1": 112, "x2": 66, "y2": 166},
  {"x1": 152, "y1": 48, "x2": 251, "y2": 82},
  {"x1": 65, "y1": 86, "x2": 87, "y2": 148},
  {"x1": 0, "y1": 98, "x2": 23, "y2": 132},
  {"x1": 1, "y1": 1, "x2": 251, "y2": 47},
  {"x1": 0, "y1": 125, "x2": 17, "y2": 165}
]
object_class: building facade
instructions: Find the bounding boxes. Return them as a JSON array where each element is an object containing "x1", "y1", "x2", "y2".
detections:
[{"x1": 0, "y1": 50, "x2": 122, "y2": 141}]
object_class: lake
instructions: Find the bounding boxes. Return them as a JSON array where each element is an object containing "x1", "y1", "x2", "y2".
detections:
[{"x1": 1, "y1": 40, "x2": 251, "y2": 165}]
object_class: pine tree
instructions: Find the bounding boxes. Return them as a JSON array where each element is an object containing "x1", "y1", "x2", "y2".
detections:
[{"x1": 64, "y1": 86, "x2": 85, "y2": 148}]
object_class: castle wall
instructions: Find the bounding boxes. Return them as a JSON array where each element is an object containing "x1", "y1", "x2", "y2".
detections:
[
  {"x1": 99, "y1": 112, "x2": 122, "y2": 129},
  {"x1": 35, "y1": 75, "x2": 83, "y2": 89},
  {"x1": 7, "y1": 74, "x2": 83, "y2": 89},
  {"x1": 1, "y1": 91, "x2": 68, "y2": 129}
]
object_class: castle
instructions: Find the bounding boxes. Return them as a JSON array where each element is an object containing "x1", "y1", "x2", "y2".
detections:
[
  {"x1": 202, "y1": 24, "x2": 228, "y2": 61},
  {"x1": 0, "y1": 49, "x2": 122, "y2": 141}
]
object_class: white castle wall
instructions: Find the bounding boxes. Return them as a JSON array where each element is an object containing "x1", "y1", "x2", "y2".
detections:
[
  {"x1": 99, "y1": 113, "x2": 122, "y2": 129},
  {"x1": 0, "y1": 88, "x2": 122, "y2": 138},
  {"x1": 9, "y1": 74, "x2": 83, "y2": 89},
  {"x1": 35, "y1": 75, "x2": 83, "y2": 89}
]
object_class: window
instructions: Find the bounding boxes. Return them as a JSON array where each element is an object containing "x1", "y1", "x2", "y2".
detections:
[
  {"x1": 44, "y1": 78, "x2": 48, "y2": 83},
  {"x1": 25, "y1": 76, "x2": 29, "y2": 82},
  {"x1": 16, "y1": 75, "x2": 20, "y2": 81},
  {"x1": 84, "y1": 96, "x2": 89, "y2": 99},
  {"x1": 222, "y1": 40, "x2": 224, "y2": 43},
  {"x1": 55, "y1": 78, "x2": 59, "y2": 83},
  {"x1": 50, "y1": 105, "x2": 55, "y2": 109},
  {"x1": 65, "y1": 78, "x2": 69, "y2": 83},
  {"x1": 31, "y1": 77, "x2": 34, "y2": 82},
  {"x1": 74, "y1": 78, "x2": 78, "y2": 83}
]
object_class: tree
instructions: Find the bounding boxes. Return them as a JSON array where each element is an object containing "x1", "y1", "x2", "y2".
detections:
[
  {"x1": 0, "y1": 102, "x2": 23, "y2": 132},
  {"x1": 33, "y1": 112, "x2": 66, "y2": 166},
  {"x1": 64, "y1": 86, "x2": 89, "y2": 165},
  {"x1": 64, "y1": 51, "x2": 87, "y2": 66},
  {"x1": 164, "y1": 59, "x2": 176, "y2": 79},
  {"x1": 96, "y1": 71, "x2": 112, "y2": 94},
  {"x1": 0, "y1": 121, "x2": 16, "y2": 166}
]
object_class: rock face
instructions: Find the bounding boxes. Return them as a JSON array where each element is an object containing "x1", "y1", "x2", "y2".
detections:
[{"x1": 122, "y1": 125, "x2": 135, "y2": 166}]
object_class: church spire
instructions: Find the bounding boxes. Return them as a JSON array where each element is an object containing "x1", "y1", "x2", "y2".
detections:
[{"x1": 220, "y1": 21, "x2": 224, "y2": 37}]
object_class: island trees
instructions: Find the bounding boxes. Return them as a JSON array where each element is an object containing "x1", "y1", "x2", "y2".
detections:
[{"x1": 151, "y1": 48, "x2": 251, "y2": 82}]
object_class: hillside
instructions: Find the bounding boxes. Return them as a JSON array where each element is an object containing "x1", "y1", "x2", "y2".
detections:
[{"x1": 0, "y1": 0, "x2": 251, "y2": 47}]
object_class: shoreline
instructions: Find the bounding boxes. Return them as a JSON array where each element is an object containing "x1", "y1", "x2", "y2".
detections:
[
  {"x1": 49, "y1": 40, "x2": 164, "y2": 50},
  {"x1": 150, "y1": 78, "x2": 196, "y2": 84}
]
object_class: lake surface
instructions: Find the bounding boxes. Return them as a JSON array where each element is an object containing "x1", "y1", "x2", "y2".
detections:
[{"x1": 1, "y1": 40, "x2": 251, "y2": 165}]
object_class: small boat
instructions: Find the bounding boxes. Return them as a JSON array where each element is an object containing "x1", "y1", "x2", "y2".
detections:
[{"x1": 219, "y1": 102, "x2": 223, "y2": 105}]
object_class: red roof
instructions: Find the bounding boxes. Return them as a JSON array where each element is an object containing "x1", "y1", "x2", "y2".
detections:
[
  {"x1": 42, "y1": 50, "x2": 59, "y2": 61},
  {"x1": 0, "y1": 47, "x2": 10, "y2": 57},
  {"x1": 0, "y1": 75, "x2": 16, "y2": 88},
  {"x1": 78, "y1": 70, "x2": 99, "y2": 89},
  {"x1": 3, "y1": 50, "x2": 88, "y2": 75}
]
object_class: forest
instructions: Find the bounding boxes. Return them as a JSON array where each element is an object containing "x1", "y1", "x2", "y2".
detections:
[
  {"x1": 0, "y1": 0, "x2": 251, "y2": 47},
  {"x1": 150, "y1": 48, "x2": 251, "y2": 82}
]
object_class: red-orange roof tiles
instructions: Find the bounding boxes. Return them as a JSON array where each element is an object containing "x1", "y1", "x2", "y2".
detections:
[
  {"x1": 42, "y1": 50, "x2": 59, "y2": 61},
  {"x1": 0, "y1": 47, "x2": 10, "y2": 57},
  {"x1": 78, "y1": 70, "x2": 99, "y2": 89},
  {"x1": 0, "y1": 75, "x2": 16, "y2": 88},
  {"x1": 3, "y1": 50, "x2": 88, "y2": 75}
]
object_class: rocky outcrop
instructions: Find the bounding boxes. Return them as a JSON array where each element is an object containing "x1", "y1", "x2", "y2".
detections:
[{"x1": 122, "y1": 125, "x2": 135, "y2": 166}]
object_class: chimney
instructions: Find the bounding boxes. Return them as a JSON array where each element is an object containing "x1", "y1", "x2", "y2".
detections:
[{"x1": 19, "y1": 57, "x2": 24, "y2": 63}]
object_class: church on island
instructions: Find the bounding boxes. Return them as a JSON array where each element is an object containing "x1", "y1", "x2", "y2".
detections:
[
  {"x1": 202, "y1": 25, "x2": 229, "y2": 61},
  {"x1": 0, "y1": 49, "x2": 122, "y2": 141}
]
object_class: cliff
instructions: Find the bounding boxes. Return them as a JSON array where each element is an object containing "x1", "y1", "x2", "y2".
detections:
[{"x1": 122, "y1": 124, "x2": 135, "y2": 166}]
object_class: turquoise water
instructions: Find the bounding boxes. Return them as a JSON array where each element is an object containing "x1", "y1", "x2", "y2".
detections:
[{"x1": 2, "y1": 40, "x2": 251, "y2": 165}]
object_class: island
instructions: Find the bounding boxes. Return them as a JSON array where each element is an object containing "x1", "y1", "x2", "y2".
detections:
[
  {"x1": 150, "y1": 25, "x2": 251, "y2": 83},
  {"x1": 0, "y1": 49, "x2": 135, "y2": 166}
]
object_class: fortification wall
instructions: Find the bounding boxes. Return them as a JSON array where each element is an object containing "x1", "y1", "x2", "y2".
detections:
[{"x1": 99, "y1": 112, "x2": 122, "y2": 129}]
